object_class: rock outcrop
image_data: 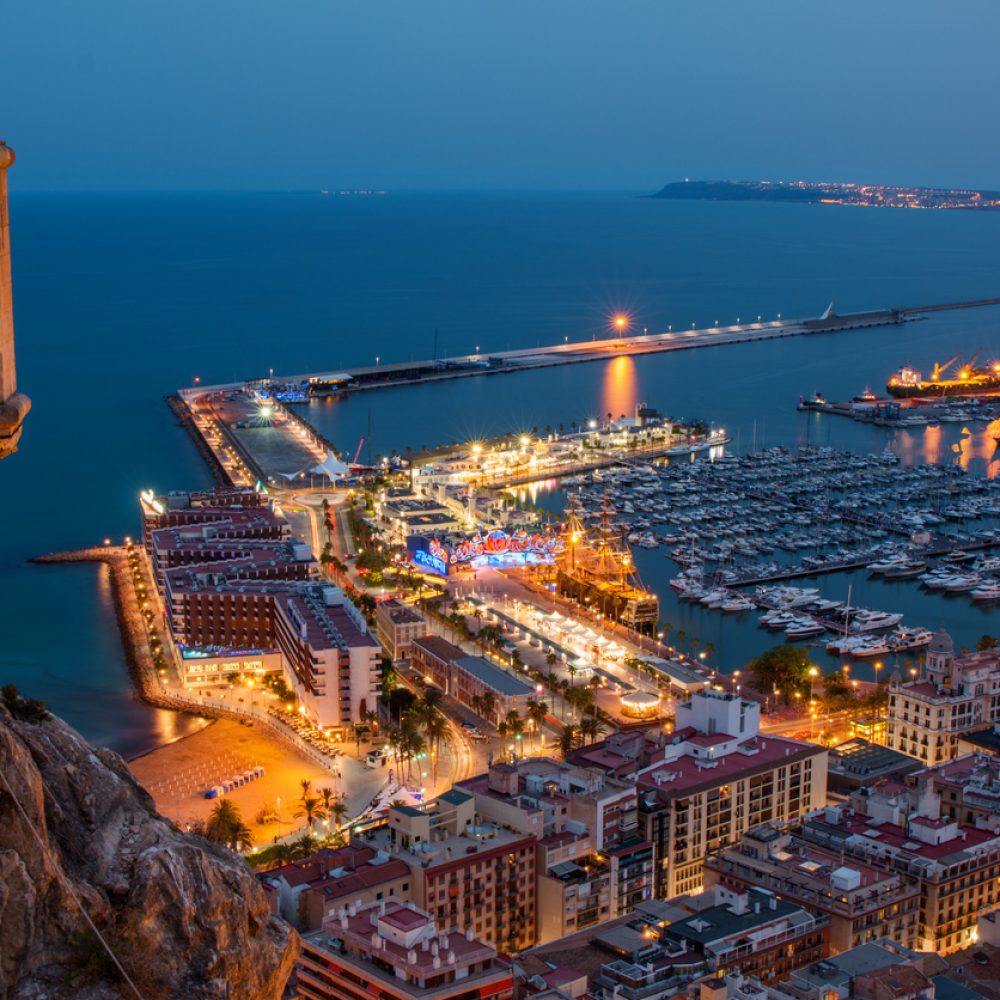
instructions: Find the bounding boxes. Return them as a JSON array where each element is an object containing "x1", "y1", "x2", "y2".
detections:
[{"x1": 0, "y1": 700, "x2": 298, "y2": 999}]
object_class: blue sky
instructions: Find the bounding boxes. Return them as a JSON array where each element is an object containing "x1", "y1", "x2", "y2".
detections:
[{"x1": 6, "y1": 0, "x2": 1000, "y2": 191}]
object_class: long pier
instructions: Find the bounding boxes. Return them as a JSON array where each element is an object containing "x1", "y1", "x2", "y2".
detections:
[{"x1": 183, "y1": 297, "x2": 1000, "y2": 398}]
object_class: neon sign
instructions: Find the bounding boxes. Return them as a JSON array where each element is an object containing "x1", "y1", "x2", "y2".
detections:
[
  {"x1": 413, "y1": 548, "x2": 448, "y2": 577},
  {"x1": 429, "y1": 529, "x2": 563, "y2": 566}
]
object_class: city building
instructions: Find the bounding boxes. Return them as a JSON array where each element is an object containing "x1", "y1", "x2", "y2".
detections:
[
  {"x1": 456, "y1": 759, "x2": 654, "y2": 944},
  {"x1": 915, "y1": 752, "x2": 1000, "y2": 833},
  {"x1": 886, "y1": 629, "x2": 1000, "y2": 766},
  {"x1": 659, "y1": 885, "x2": 828, "y2": 983},
  {"x1": 703, "y1": 823, "x2": 921, "y2": 953},
  {"x1": 375, "y1": 600, "x2": 426, "y2": 662},
  {"x1": 139, "y1": 485, "x2": 273, "y2": 546},
  {"x1": 801, "y1": 780, "x2": 1000, "y2": 954},
  {"x1": 702, "y1": 939, "x2": 936, "y2": 1000},
  {"x1": 366, "y1": 787, "x2": 538, "y2": 952},
  {"x1": 956, "y1": 724, "x2": 1000, "y2": 758},
  {"x1": 577, "y1": 690, "x2": 828, "y2": 899},
  {"x1": 827, "y1": 738, "x2": 922, "y2": 795},
  {"x1": 410, "y1": 636, "x2": 534, "y2": 725},
  {"x1": 258, "y1": 845, "x2": 412, "y2": 930},
  {"x1": 297, "y1": 899, "x2": 513, "y2": 1000},
  {"x1": 163, "y1": 563, "x2": 380, "y2": 728}
]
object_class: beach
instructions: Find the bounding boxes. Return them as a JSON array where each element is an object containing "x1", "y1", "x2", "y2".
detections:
[{"x1": 129, "y1": 718, "x2": 351, "y2": 846}]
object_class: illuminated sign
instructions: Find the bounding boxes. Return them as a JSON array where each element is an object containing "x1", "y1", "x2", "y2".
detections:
[
  {"x1": 412, "y1": 548, "x2": 448, "y2": 577},
  {"x1": 430, "y1": 530, "x2": 563, "y2": 566}
]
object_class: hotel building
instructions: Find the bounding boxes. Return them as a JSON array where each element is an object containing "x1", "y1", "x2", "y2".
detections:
[
  {"x1": 886, "y1": 627, "x2": 1000, "y2": 766},
  {"x1": 146, "y1": 489, "x2": 380, "y2": 729}
]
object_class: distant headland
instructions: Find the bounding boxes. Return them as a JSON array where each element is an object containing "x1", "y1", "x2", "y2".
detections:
[{"x1": 648, "y1": 179, "x2": 1000, "y2": 210}]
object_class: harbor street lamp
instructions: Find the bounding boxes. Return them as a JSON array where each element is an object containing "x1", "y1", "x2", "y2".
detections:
[{"x1": 808, "y1": 665, "x2": 819, "y2": 702}]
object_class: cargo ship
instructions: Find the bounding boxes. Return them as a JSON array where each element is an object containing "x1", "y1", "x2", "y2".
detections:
[{"x1": 887, "y1": 354, "x2": 1000, "y2": 398}]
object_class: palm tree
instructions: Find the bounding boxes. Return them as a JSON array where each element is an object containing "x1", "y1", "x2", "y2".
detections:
[
  {"x1": 294, "y1": 795, "x2": 328, "y2": 838},
  {"x1": 579, "y1": 715, "x2": 606, "y2": 745},
  {"x1": 555, "y1": 726, "x2": 580, "y2": 760},
  {"x1": 300, "y1": 778, "x2": 313, "y2": 802},
  {"x1": 317, "y1": 786, "x2": 336, "y2": 817},
  {"x1": 545, "y1": 651, "x2": 558, "y2": 679},
  {"x1": 479, "y1": 690, "x2": 497, "y2": 725},
  {"x1": 422, "y1": 711, "x2": 449, "y2": 779},
  {"x1": 526, "y1": 698, "x2": 549, "y2": 749},
  {"x1": 206, "y1": 800, "x2": 254, "y2": 852},
  {"x1": 327, "y1": 795, "x2": 350, "y2": 840}
]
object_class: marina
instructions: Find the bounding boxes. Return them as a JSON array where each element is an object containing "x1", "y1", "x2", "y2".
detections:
[{"x1": 530, "y1": 444, "x2": 1000, "y2": 670}]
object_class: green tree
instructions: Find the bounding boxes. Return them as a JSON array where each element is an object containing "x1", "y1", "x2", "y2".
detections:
[
  {"x1": 579, "y1": 715, "x2": 606, "y2": 745},
  {"x1": 294, "y1": 795, "x2": 328, "y2": 838},
  {"x1": 748, "y1": 645, "x2": 814, "y2": 703},
  {"x1": 977, "y1": 635, "x2": 999, "y2": 651},
  {"x1": 205, "y1": 800, "x2": 254, "y2": 851},
  {"x1": 526, "y1": 698, "x2": 550, "y2": 749},
  {"x1": 556, "y1": 726, "x2": 581, "y2": 759}
]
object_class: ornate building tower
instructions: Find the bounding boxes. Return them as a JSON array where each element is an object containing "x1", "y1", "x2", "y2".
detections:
[{"x1": 0, "y1": 140, "x2": 30, "y2": 459}]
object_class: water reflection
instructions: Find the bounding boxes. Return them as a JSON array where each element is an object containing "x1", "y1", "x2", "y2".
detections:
[{"x1": 600, "y1": 356, "x2": 638, "y2": 422}]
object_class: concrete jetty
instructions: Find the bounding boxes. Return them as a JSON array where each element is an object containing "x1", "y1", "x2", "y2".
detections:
[{"x1": 182, "y1": 297, "x2": 1000, "y2": 399}]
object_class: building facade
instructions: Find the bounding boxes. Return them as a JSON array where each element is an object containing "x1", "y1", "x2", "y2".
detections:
[
  {"x1": 704, "y1": 823, "x2": 921, "y2": 953},
  {"x1": 633, "y1": 690, "x2": 829, "y2": 899},
  {"x1": 887, "y1": 628, "x2": 1000, "y2": 766},
  {"x1": 370, "y1": 788, "x2": 538, "y2": 953},
  {"x1": 375, "y1": 599, "x2": 425, "y2": 661},
  {"x1": 802, "y1": 779, "x2": 1000, "y2": 954}
]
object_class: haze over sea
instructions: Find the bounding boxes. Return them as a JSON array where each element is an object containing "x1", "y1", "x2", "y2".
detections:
[{"x1": 3, "y1": 190, "x2": 1000, "y2": 757}]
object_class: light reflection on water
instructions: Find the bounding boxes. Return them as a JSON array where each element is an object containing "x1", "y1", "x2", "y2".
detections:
[{"x1": 600, "y1": 355, "x2": 638, "y2": 422}]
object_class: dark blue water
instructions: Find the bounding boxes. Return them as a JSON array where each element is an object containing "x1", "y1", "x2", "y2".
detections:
[{"x1": 3, "y1": 191, "x2": 1000, "y2": 753}]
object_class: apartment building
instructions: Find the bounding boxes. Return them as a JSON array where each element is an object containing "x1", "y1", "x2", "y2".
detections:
[
  {"x1": 298, "y1": 900, "x2": 513, "y2": 1000},
  {"x1": 374, "y1": 599, "x2": 425, "y2": 661},
  {"x1": 259, "y1": 844, "x2": 411, "y2": 930},
  {"x1": 801, "y1": 781, "x2": 1000, "y2": 954},
  {"x1": 367, "y1": 787, "x2": 538, "y2": 953},
  {"x1": 593, "y1": 690, "x2": 829, "y2": 899},
  {"x1": 456, "y1": 759, "x2": 653, "y2": 944},
  {"x1": 887, "y1": 628, "x2": 1000, "y2": 766},
  {"x1": 703, "y1": 823, "x2": 921, "y2": 953}
]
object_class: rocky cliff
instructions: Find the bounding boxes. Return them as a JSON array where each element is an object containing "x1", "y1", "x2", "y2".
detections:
[{"x1": 0, "y1": 696, "x2": 298, "y2": 999}]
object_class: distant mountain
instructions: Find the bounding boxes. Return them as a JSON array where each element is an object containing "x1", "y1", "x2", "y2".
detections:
[{"x1": 648, "y1": 179, "x2": 1000, "y2": 209}]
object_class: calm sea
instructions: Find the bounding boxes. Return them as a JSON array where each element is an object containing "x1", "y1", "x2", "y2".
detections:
[{"x1": 3, "y1": 190, "x2": 1000, "y2": 754}]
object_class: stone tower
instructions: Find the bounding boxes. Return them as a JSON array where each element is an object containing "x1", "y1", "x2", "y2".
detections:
[{"x1": 0, "y1": 140, "x2": 30, "y2": 459}]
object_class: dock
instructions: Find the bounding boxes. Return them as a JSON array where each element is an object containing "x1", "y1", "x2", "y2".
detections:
[{"x1": 182, "y1": 297, "x2": 1000, "y2": 398}]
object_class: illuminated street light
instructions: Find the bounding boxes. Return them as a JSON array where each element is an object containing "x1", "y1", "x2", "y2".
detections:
[{"x1": 613, "y1": 313, "x2": 629, "y2": 333}]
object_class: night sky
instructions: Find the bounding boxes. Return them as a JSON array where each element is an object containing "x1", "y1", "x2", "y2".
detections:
[{"x1": 6, "y1": 0, "x2": 1000, "y2": 191}]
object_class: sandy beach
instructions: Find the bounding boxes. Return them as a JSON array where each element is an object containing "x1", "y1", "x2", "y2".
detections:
[{"x1": 129, "y1": 718, "x2": 344, "y2": 846}]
